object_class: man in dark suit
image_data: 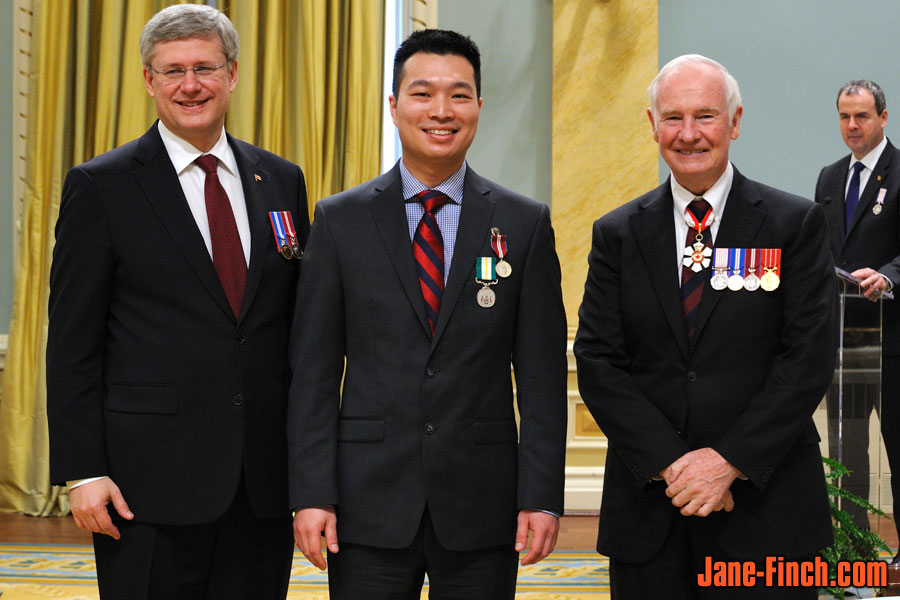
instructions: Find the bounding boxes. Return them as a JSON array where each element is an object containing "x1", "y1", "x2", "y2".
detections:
[
  {"x1": 288, "y1": 29, "x2": 567, "y2": 599},
  {"x1": 46, "y1": 5, "x2": 308, "y2": 598},
  {"x1": 816, "y1": 79, "x2": 900, "y2": 555},
  {"x1": 574, "y1": 54, "x2": 836, "y2": 599}
]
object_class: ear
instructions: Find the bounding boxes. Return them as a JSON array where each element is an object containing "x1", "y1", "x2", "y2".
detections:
[
  {"x1": 389, "y1": 95, "x2": 398, "y2": 126},
  {"x1": 881, "y1": 109, "x2": 888, "y2": 129},
  {"x1": 730, "y1": 105, "x2": 743, "y2": 141},
  {"x1": 647, "y1": 108, "x2": 660, "y2": 143},
  {"x1": 227, "y1": 60, "x2": 238, "y2": 92},
  {"x1": 143, "y1": 67, "x2": 156, "y2": 97}
]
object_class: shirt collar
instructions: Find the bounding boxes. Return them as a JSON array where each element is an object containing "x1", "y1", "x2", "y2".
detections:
[
  {"x1": 157, "y1": 120, "x2": 237, "y2": 177},
  {"x1": 850, "y1": 135, "x2": 888, "y2": 173},
  {"x1": 670, "y1": 162, "x2": 734, "y2": 224},
  {"x1": 399, "y1": 159, "x2": 466, "y2": 205}
]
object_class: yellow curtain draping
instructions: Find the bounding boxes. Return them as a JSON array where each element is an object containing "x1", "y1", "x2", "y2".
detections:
[
  {"x1": 225, "y1": 0, "x2": 384, "y2": 219},
  {"x1": 0, "y1": 0, "x2": 383, "y2": 516}
]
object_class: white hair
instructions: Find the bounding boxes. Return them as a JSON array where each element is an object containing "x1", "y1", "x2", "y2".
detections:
[{"x1": 647, "y1": 54, "x2": 742, "y2": 121}]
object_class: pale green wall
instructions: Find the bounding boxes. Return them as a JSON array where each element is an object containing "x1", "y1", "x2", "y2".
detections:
[
  {"x1": 658, "y1": 0, "x2": 900, "y2": 198},
  {"x1": 0, "y1": 0, "x2": 13, "y2": 335},
  {"x1": 438, "y1": 0, "x2": 553, "y2": 205}
]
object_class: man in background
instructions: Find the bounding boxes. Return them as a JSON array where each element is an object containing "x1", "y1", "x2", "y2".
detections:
[
  {"x1": 288, "y1": 29, "x2": 567, "y2": 600},
  {"x1": 46, "y1": 5, "x2": 308, "y2": 597},
  {"x1": 816, "y1": 79, "x2": 900, "y2": 558},
  {"x1": 575, "y1": 54, "x2": 836, "y2": 598}
]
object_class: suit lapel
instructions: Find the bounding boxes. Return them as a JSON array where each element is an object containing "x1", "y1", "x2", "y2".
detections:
[
  {"x1": 848, "y1": 142, "x2": 896, "y2": 238},
  {"x1": 691, "y1": 169, "x2": 765, "y2": 346},
  {"x1": 630, "y1": 183, "x2": 690, "y2": 359},
  {"x1": 230, "y1": 137, "x2": 271, "y2": 324},
  {"x1": 131, "y1": 125, "x2": 235, "y2": 321},
  {"x1": 431, "y1": 170, "x2": 495, "y2": 348},
  {"x1": 370, "y1": 168, "x2": 432, "y2": 336}
]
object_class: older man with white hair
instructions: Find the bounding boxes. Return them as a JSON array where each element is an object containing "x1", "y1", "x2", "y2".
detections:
[{"x1": 575, "y1": 54, "x2": 837, "y2": 599}]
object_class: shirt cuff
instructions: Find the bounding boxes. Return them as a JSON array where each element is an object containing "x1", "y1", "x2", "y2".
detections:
[
  {"x1": 522, "y1": 508, "x2": 560, "y2": 519},
  {"x1": 67, "y1": 476, "x2": 109, "y2": 490}
]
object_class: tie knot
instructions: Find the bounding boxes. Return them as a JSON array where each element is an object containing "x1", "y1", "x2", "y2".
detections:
[
  {"x1": 852, "y1": 161, "x2": 865, "y2": 176},
  {"x1": 196, "y1": 154, "x2": 219, "y2": 175},
  {"x1": 687, "y1": 197, "x2": 711, "y2": 221},
  {"x1": 417, "y1": 189, "x2": 449, "y2": 214}
]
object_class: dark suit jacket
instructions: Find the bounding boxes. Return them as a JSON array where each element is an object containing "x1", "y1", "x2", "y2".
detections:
[
  {"x1": 47, "y1": 122, "x2": 309, "y2": 525},
  {"x1": 816, "y1": 139, "x2": 900, "y2": 356},
  {"x1": 574, "y1": 167, "x2": 836, "y2": 563},
  {"x1": 287, "y1": 164, "x2": 567, "y2": 551}
]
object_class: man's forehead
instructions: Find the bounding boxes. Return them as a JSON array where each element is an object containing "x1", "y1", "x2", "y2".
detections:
[{"x1": 839, "y1": 90, "x2": 877, "y2": 111}]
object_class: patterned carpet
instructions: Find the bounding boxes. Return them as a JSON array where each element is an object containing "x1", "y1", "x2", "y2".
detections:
[{"x1": 0, "y1": 544, "x2": 609, "y2": 599}]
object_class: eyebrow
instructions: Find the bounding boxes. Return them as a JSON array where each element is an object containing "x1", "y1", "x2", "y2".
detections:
[{"x1": 406, "y1": 79, "x2": 475, "y2": 93}]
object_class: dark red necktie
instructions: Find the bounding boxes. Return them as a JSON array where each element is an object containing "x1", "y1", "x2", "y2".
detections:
[
  {"x1": 681, "y1": 198, "x2": 712, "y2": 341},
  {"x1": 413, "y1": 190, "x2": 449, "y2": 335},
  {"x1": 196, "y1": 155, "x2": 247, "y2": 318}
]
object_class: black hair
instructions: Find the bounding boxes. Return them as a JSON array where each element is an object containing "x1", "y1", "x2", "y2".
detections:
[{"x1": 392, "y1": 29, "x2": 481, "y2": 97}]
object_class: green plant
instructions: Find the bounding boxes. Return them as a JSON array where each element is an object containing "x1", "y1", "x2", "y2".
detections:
[{"x1": 819, "y1": 455, "x2": 892, "y2": 598}]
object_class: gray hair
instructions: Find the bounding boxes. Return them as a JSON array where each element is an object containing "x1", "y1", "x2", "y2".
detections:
[
  {"x1": 837, "y1": 80, "x2": 886, "y2": 115},
  {"x1": 140, "y1": 4, "x2": 239, "y2": 68},
  {"x1": 648, "y1": 54, "x2": 742, "y2": 122}
]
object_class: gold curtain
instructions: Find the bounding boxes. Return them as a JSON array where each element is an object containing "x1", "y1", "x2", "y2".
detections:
[
  {"x1": 0, "y1": 0, "x2": 384, "y2": 515},
  {"x1": 225, "y1": 0, "x2": 384, "y2": 218}
]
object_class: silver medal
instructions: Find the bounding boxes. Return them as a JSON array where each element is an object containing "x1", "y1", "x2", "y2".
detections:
[
  {"x1": 710, "y1": 272, "x2": 729, "y2": 291},
  {"x1": 476, "y1": 286, "x2": 496, "y2": 308},
  {"x1": 743, "y1": 273, "x2": 760, "y2": 291}
]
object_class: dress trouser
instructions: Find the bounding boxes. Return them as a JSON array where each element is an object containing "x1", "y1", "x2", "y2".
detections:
[
  {"x1": 327, "y1": 505, "x2": 519, "y2": 600},
  {"x1": 93, "y1": 475, "x2": 293, "y2": 600}
]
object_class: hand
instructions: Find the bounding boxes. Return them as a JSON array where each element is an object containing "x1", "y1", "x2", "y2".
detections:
[
  {"x1": 69, "y1": 478, "x2": 133, "y2": 539},
  {"x1": 663, "y1": 448, "x2": 740, "y2": 517},
  {"x1": 293, "y1": 507, "x2": 338, "y2": 570},
  {"x1": 851, "y1": 268, "x2": 889, "y2": 301},
  {"x1": 515, "y1": 510, "x2": 559, "y2": 565}
]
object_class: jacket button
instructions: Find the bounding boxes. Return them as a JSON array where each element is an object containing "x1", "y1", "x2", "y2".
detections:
[
  {"x1": 233, "y1": 394, "x2": 243, "y2": 406},
  {"x1": 687, "y1": 371, "x2": 697, "y2": 382},
  {"x1": 426, "y1": 366, "x2": 437, "y2": 378},
  {"x1": 424, "y1": 423, "x2": 435, "y2": 434},
  {"x1": 235, "y1": 332, "x2": 245, "y2": 345}
]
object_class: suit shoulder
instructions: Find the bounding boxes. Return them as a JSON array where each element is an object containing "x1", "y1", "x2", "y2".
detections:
[
  {"x1": 316, "y1": 175, "x2": 385, "y2": 214},
  {"x1": 230, "y1": 137, "x2": 302, "y2": 173},
  {"x1": 595, "y1": 184, "x2": 666, "y2": 230},
  {"x1": 74, "y1": 138, "x2": 144, "y2": 175}
]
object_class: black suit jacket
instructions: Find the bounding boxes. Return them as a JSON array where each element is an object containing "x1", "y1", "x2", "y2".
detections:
[
  {"x1": 816, "y1": 139, "x2": 900, "y2": 356},
  {"x1": 287, "y1": 164, "x2": 567, "y2": 551},
  {"x1": 574, "y1": 167, "x2": 836, "y2": 562},
  {"x1": 47, "y1": 123, "x2": 309, "y2": 525}
]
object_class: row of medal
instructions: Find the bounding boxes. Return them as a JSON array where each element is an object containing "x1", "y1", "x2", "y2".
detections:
[
  {"x1": 268, "y1": 211, "x2": 303, "y2": 260},
  {"x1": 708, "y1": 247, "x2": 781, "y2": 292},
  {"x1": 475, "y1": 228, "x2": 511, "y2": 308}
]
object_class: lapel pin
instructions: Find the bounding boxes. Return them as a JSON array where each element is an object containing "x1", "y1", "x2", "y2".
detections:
[
  {"x1": 877, "y1": 175, "x2": 883, "y2": 181},
  {"x1": 254, "y1": 174, "x2": 263, "y2": 182}
]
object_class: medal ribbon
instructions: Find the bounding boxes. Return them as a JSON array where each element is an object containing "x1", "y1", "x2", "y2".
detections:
[
  {"x1": 733, "y1": 248, "x2": 745, "y2": 276},
  {"x1": 713, "y1": 247, "x2": 728, "y2": 271},
  {"x1": 746, "y1": 248, "x2": 757, "y2": 276},
  {"x1": 685, "y1": 205, "x2": 714, "y2": 238},
  {"x1": 490, "y1": 228, "x2": 508, "y2": 260},
  {"x1": 475, "y1": 257, "x2": 497, "y2": 281},
  {"x1": 762, "y1": 248, "x2": 782, "y2": 275},
  {"x1": 280, "y1": 211, "x2": 298, "y2": 242},
  {"x1": 269, "y1": 211, "x2": 289, "y2": 248}
]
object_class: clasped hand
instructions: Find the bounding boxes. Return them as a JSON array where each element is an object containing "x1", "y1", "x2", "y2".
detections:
[{"x1": 660, "y1": 448, "x2": 740, "y2": 517}]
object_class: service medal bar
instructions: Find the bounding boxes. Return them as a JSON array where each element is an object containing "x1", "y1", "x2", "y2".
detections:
[
  {"x1": 727, "y1": 248, "x2": 745, "y2": 291},
  {"x1": 475, "y1": 256, "x2": 497, "y2": 282},
  {"x1": 760, "y1": 248, "x2": 781, "y2": 292},
  {"x1": 875, "y1": 188, "x2": 887, "y2": 216},
  {"x1": 269, "y1": 211, "x2": 301, "y2": 260},
  {"x1": 743, "y1": 248, "x2": 760, "y2": 291},
  {"x1": 710, "y1": 248, "x2": 729, "y2": 291},
  {"x1": 490, "y1": 228, "x2": 512, "y2": 278}
]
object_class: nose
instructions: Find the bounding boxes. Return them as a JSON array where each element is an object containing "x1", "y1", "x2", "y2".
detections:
[
  {"x1": 179, "y1": 69, "x2": 202, "y2": 92},
  {"x1": 848, "y1": 117, "x2": 859, "y2": 130},
  {"x1": 678, "y1": 117, "x2": 701, "y2": 142},
  {"x1": 428, "y1": 94, "x2": 453, "y2": 120}
]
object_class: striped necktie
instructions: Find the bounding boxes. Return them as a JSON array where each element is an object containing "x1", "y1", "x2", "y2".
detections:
[
  {"x1": 413, "y1": 190, "x2": 449, "y2": 335},
  {"x1": 682, "y1": 198, "x2": 712, "y2": 342},
  {"x1": 196, "y1": 154, "x2": 247, "y2": 318}
]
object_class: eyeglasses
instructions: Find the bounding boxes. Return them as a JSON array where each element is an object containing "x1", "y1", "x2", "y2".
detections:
[{"x1": 150, "y1": 63, "x2": 226, "y2": 85}]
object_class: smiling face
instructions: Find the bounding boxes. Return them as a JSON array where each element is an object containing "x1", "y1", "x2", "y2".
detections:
[
  {"x1": 143, "y1": 35, "x2": 237, "y2": 152},
  {"x1": 839, "y1": 89, "x2": 887, "y2": 160},
  {"x1": 389, "y1": 52, "x2": 482, "y2": 187},
  {"x1": 648, "y1": 63, "x2": 742, "y2": 196}
]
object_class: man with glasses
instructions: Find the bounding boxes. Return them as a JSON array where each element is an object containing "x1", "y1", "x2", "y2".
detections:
[{"x1": 46, "y1": 5, "x2": 308, "y2": 598}]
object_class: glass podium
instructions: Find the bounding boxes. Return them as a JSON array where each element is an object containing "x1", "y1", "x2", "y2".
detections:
[{"x1": 817, "y1": 267, "x2": 893, "y2": 544}]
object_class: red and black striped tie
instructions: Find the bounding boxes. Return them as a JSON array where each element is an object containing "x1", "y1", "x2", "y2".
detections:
[
  {"x1": 682, "y1": 198, "x2": 712, "y2": 342},
  {"x1": 413, "y1": 190, "x2": 449, "y2": 335}
]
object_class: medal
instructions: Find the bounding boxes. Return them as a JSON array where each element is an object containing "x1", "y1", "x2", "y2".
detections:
[
  {"x1": 490, "y1": 228, "x2": 512, "y2": 278},
  {"x1": 743, "y1": 248, "x2": 760, "y2": 291},
  {"x1": 760, "y1": 248, "x2": 781, "y2": 292},
  {"x1": 710, "y1": 247, "x2": 729, "y2": 290},
  {"x1": 727, "y1": 248, "x2": 745, "y2": 291},
  {"x1": 269, "y1": 211, "x2": 302, "y2": 260},
  {"x1": 874, "y1": 188, "x2": 886, "y2": 215},
  {"x1": 682, "y1": 204, "x2": 714, "y2": 272},
  {"x1": 475, "y1": 257, "x2": 498, "y2": 308},
  {"x1": 477, "y1": 287, "x2": 496, "y2": 307}
]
